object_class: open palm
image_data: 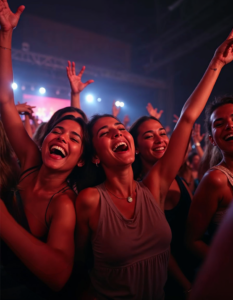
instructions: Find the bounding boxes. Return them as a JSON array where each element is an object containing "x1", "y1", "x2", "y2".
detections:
[
  {"x1": 66, "y1": 61, "x2": 94, "y2": 94},
  {"x1": 0, "y1": 0, "x2": 24, "y2": 31}
]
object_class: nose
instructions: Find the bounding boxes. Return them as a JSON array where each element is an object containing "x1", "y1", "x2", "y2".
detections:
[
  {"x1": 153, "y1": 134, "x2": 163, "y2": 144},
  {"x1": 226, "y1": 119, "x2": 233, "y2": 130},
  {"x1": 112, "y1": 128, "x2": 122, "y2": 138},
  {"x1": 57, "y1": 133, "x2": 67, "y2": 144}
]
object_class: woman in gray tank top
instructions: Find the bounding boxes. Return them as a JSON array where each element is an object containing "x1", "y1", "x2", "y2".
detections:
[{"x1": 75, "y1": 31, "x2": 233, "y2": 299}]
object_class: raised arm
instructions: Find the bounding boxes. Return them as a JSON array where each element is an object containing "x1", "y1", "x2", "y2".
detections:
[
  {"x1": 0, "y1": 1, "x2": 39, "y2": 168},
  {"x1": 66, "y1": 61, "x2": 94, "y2": 109},
  {"x1": 143, "y1": 31, "x2": 233, "y2": 207},
  {"x1": 192, "y1": 123, "x2": 205, "y2": 158},
  {"x1": 0, "y1": 194, "x2": 76, "y2": 291}
]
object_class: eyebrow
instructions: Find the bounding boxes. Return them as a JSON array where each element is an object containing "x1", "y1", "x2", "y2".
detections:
[
  {"x1": 96, "y1": 122, "x2": 123, "y2": 136},
  {"x1": 213, "y1": 114, "x2": 233, "y2": 124},
  {"x1": 54, "y1": 126, "x2": 81, "y2": 139},
  {"x1": 142, "y1": 128, "x2": 166, "y2": 136}
]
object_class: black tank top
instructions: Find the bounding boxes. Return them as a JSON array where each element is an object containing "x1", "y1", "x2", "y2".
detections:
[{"x1": 1, "y1": 166, "x2": 73, "y2": 300}]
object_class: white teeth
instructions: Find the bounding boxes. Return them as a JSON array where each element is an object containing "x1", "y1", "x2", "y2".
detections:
[
  {"x1": 154, "y1": 147, "x2": 165, "y2": 151},
  {"x1": 113, "y1": 142, "x2": 127, "y2": 152},
  {"x1": 225, "y1": 134, "x2": 233, "y2": 140},
  {"x1": 50, "y1": 145, "x2": 66, "y2": 156}
]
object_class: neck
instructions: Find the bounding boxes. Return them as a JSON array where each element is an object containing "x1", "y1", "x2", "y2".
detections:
[
  {"x1": 34, "y1": 164, "x2": 69, "y2": 192},
  {"x1": 104, "y1": 164, "x2": 135, "y2": 197},
  {"x1": 141, "y1": 158, "x2": 156, "y2": 179},
  {"x1": 220, "y1": 153, "x2": 233, "y2": 172}
]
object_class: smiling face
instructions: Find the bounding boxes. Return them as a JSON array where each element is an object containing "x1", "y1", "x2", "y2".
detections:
[
  {"x1": 41, "y1": 119, "x2": 84, "y2": 172},
  {"x1": 136, "y1": 119, "x2": 169, "y2": 165},
  {"x1": 209, "y1": 103, "x2": 233, "y2": 156},
  {"x1": 91, "y1": 116, "x2": 135, "y2": 168}
]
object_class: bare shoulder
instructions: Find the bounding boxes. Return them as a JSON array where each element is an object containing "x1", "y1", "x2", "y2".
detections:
[
  {"x1": 75, "y1": 187, "x2": 100, "y2": 209},
  {"x1": 52, "y1": 191, "x2": 76, "y2": 215},
  {"x1": 202, "y1": 168, "x2": 229, "y2": 188}
]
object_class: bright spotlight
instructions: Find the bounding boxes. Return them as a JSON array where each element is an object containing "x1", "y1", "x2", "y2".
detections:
[
  {"x1": 120, "y1": 102, "x2": 124, "y2": 107},
  {"x1": 86, "y1": 94, "x2": 94, "y2": 103},
  {"x1": 11, "y1": 82, "x2": 18, "y2": 90},
  {"x1": 97, "y1": 98, "x2": 102, "y2": 102},
  {"x1": 39, "y1": 87, "x2": 46, "y2": 95},
  {"x1": 115, "y1": 101, "x2": 120, "y2": 107}
]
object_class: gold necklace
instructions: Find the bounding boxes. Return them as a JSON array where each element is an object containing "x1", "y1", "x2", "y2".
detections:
[{"x1": 104, "y1": 184, "x2": 134, "y2": 203}]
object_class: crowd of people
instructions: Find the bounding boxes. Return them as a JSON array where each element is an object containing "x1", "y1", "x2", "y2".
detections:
[{"x1": 1, "y1": 1, "x2": 233, "y2": 299}]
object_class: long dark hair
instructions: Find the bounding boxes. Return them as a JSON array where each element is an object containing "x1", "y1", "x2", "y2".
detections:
[
  {"x1": 0, "y1": 120, "x2": 19, "y2": 198},
  {"x1": 38, "y1": 107, "x2": 88, "y2": 147},
  {"x1": 87, "y1": 114, "x2": 120, "y2": 186},
  {"x1": 129, "y1": 116, "x2": 162, "y2": 180},
  {"x1": 42, "y1": 114, "x2": 90, "y2": 191}
]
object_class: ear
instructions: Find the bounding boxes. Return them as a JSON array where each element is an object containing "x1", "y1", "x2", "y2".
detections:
[
  {"x1": 77, "y1": 158, "x2": 85, "y2": 167},
  {"x1": 92, "y1": 154, "x2": 100, "y2": 165},
  {"x1": 208, "y1": 135, "x2": 216, "y2": 146}
]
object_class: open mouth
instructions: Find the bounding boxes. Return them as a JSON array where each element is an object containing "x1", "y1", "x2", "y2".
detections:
[
  {"x1": 112, "y1": 142, "x2": 129, "y2": 152},
  {"x1": 50, "y1": 145, "x2": 67, "y2": 158},
  {"x1": 224, "y1": 134, "x2": 233, "y2": 141},
  {"x1": 153, "y1": 147, "x2": 165, "y2": 151}
]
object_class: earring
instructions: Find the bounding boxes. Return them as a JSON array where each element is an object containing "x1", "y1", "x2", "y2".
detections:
[
  {"x1": 135, "y1": 152, "x2": 139, "y2": 155},
  {"x1": 96, "y1": 162, "x2": 99, "y2": 167}
]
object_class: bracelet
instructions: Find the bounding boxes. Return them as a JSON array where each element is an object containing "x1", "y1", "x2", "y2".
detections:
[
  {"x1": 0, "y1": 45, "x2": 11, "y2": 50},
  {"x1": 195, "y1": 142, "x2": 201, "y2": 147}
]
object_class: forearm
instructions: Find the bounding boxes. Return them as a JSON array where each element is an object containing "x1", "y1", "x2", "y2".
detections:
[
  {"x1": 194, "y1": 144, "x2": 204, "y2": 158},
  {"x1": 71, "y1": 92, "x2": 81, "y2": 109},
  {"x1": 24, "y1": 114, "x2": 33, "y2": 138},
  {"x1": 0, "y1": 30, "x2": 14, "y2": 104},
  {"x1": 187, "y1": 240, "x2": 209, "y2": 260},
  {"x1": 180, "y1": 59, "x2": 223, "y2": 124},
  {"x1": 168, "y1": 253, "x2": 192, "y2": 291},
  {"x1": 1, "y1": 211, "x2": 73, "y2": 290}
]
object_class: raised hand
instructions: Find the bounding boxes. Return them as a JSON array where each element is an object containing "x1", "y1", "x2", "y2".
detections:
[
  {"x1": 192, "y1": 123, "x2": 205, "y2": 144},
  {"x1": 16, "y1": 102, "x2": 35, "y2": 115},
  {"x1": 123, "y1": 115, "x2": 130, "y2": 127},
  {"x1": 112, "y1": 101, "x2": 121, "y2": 118},
  {"x1": 173, "y1": 114, "x2": 179, "y2": 123},
  {"x1": 146, "y1": 103, "x2": 163, "y2": 119},
  {"x1": 0, "y1": 0, "x2": 25, "y2": 31},
  {"x1": 66, "y1": 61, "x2": 94, "y2": 94},
  {"x1": 212, "y1": 29, "x2": 233, "y2": 67}
]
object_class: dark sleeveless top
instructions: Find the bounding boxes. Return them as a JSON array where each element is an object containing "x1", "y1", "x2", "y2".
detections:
[
  {"x1": 90, "y1": 182, "x2": 172, "y2": 300},
  {"x1": 164, "y1": 176, "x2": 197, "y2": 283},
  {"x1": 1, "y1": 166, "x2": 73, "y2": 300}
]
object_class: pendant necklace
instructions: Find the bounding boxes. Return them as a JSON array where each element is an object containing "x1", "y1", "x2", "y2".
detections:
[{"x1": 105, "y1": 185, "x2": 134, "y2": 203}]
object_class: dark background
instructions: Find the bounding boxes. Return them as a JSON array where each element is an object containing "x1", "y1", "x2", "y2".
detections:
[{"x1": 8, "y1": 0, "x2": 233, "y2": 127}]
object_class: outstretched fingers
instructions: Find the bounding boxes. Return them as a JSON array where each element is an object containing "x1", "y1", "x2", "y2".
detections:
[{"x1": 84, "y1": 79, "x2": 94, "y2": 87}]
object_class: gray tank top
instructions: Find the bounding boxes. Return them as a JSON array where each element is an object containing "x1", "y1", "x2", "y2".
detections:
[
  {"x1": 90, "y1": 182, "x2": 172, "y2": 300},
  {"x1": 210, "y1": 165, "x2": 233, "y2": 229}
]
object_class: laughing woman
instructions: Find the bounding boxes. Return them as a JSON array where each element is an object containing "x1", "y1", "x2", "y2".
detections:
[
  {"x1": 75, "y1": 31, "x2": 233, "y2": 299},
  {"x1": 0, "y1": 2, "x2": 88, "y2": 299}
]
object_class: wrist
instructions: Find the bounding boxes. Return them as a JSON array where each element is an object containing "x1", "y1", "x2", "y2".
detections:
[
  {"x1": 209, "y1": 57, "x2": 225, "y2": 70},
  {"x1": 0, "y1": 30, "x2": 13, "y2": 48},
  {"x1": 195, "y1": 142, "x2": 201, "y2": 147},
  {"x1": 71, "y1": 91, "x2": 80, "y2": 95}
]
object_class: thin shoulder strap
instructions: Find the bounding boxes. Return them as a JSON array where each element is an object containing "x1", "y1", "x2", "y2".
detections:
[
  {"x1": 19, "y1": 165, "x2": 40, "y2": 183},
  {"x1": 45, "y1": 186, "x2": 71, "y2": 228},
  {"x1": 211, "y1": 165, "x2": 233, "y2": 186},
  {"x1": 14, "y1": 190, "x2": 31, "y2": 232}
]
